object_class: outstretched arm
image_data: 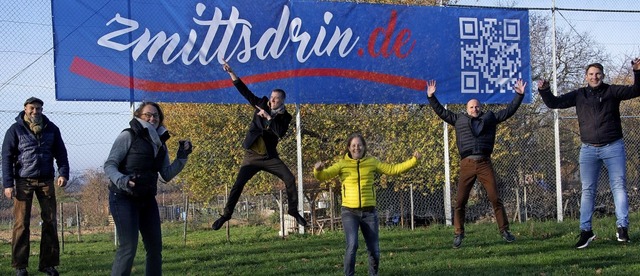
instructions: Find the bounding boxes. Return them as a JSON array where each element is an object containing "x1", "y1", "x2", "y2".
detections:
[
  {"x1": 537, "y1": 79, "x2": 577, "y2": 109},
  {"x1": 223, "y1": 61, "x2": 239, "y2": 81},
  {"x1": 494, "y1": 83, "x2": 525, "y2": 122},
  {"x1": 376, "y1": 154, "x2": 419, "y2": 176},
  {"x1": 224, "y1": 61, "x2": 262, "y2": 106},
  {"x1": 426, "y1": 80, "x2": 457, "y2": 125},
  {"x1": 614, "y1": 58, "x2": 640, "y2": 100},
  {"x1": 314, "y1": 160, "x2": 341, "y2": 182}
]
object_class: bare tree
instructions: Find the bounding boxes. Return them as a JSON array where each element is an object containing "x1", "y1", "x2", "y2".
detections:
[{"x1": 79, "y1": 169, "x2": 110, "y2": 226}]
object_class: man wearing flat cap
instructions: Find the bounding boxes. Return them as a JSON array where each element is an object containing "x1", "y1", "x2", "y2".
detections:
[{"x1": 2, "y1": 97, "x2": 69, "y2": 276}]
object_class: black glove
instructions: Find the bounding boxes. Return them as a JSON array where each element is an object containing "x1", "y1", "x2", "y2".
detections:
[
  {"x1": 538, "y1": 80, "x2": 550, "y2": 91},
  {"x1": 177, "y1": 140, "x2": 193, "y2": 159}
]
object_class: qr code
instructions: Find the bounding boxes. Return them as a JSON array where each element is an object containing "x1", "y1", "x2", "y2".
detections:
[{"x1": 459, "y1": 17, "x2": 522, "y2": 94}]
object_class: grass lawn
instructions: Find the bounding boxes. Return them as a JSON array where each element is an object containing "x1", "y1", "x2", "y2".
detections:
[{"x1": 1, "y1": 213, "x2": 639, "y2": 275}]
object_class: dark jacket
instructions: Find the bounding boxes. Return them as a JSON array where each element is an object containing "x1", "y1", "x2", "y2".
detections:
[
  {"x1": 234, "y1": 78, "x2": 292, "y2": 158},
  {"x1": 110, "y1": 119, "x2": 168, "y2": 197},
  {"x1": 428, "y1": 94, "x2": 524, "y2": 159},
  {"x1": 2, "y1": 111, "x2": 69, "y2": 188},
  {"x1": 538, "y1": 70, "x2": 640, "y2": 144}
]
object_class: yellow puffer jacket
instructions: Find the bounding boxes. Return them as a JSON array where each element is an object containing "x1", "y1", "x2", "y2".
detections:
[{"x1": 314, "y1": 154, "x2": 418, "y2": 208}]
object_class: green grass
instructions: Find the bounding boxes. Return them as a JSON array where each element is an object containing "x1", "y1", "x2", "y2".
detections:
[{"x1": 2, "y1": 213, "x2": 640, "y2": 275}]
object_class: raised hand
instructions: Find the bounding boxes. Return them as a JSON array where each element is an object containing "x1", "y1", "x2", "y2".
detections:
[
  {"x1": 537, "y1": 79, "x2": 550, "y2": 90},
  {"x1": 177, "y1": 140, "x2": 193, "y2": 159},
  {"x1": 426, "y1": 80, "x2": 437, "y2": 97},
  {"x1": 514, "y1": 79, "x2": 527, "y2": 95},
  {"x1": 632, "y1": 58, "x2": 640, "y2": 71},
  {"x1": 222, "y1": 61, "x2": 233, "y2": 73},
  {"x1": 314, "y1": 161, "x2": 326, "y2": 170},
  {"x1": 413, "y1": 151, "x2": 422, "y2": 159},
  {"x1": 223, "y1": 61, "x2": 239, "y2": 81}
]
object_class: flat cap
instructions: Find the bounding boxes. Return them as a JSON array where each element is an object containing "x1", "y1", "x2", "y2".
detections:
[{"x1": 24, "y1": 97, "x2": 44, "y2": 106}]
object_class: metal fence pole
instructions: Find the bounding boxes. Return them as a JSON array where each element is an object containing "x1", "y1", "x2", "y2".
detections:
[
  {"x1": 296, "y1": 104, "x2": 304, "y2": 234},
  {"x1": 443, "y1": 114, "x2": 452, "y2": 226},
  {"x1": 76, "y1": 203, "x2": 81, "y2": 242},
  {"x1": 410, "y1": 184, "x2": 415, "y2": 230},
  {"x1": 59, "y1": 202, "x2": 64, "y2": 253},
  {"x1": 183, "y1": 195, "x2": 188, "y2": 246},
  {"x1": 551, "y1": 0, "x2": 563, "y2": 222}
]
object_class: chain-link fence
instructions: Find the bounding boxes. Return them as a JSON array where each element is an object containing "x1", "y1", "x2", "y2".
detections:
[{"x1": 1, "y1": 0, "x2": 640, "y2": 241}]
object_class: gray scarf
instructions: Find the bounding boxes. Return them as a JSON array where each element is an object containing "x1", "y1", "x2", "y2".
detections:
[
  {"x1": 135, "y1": 118, "x2": 163, "y2": 157},
  {"x1": 270, "y1": 105, "x2": 286, "y2": 117}
]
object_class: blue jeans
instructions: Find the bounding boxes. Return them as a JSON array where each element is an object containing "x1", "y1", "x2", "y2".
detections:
[
  {"x1": 109, "y1": 192, "x2": 162, "y2": 276},
  {"x1": 341, "y1": 207, "x2": 379, "y2": 276},
  {"x1": 579, "y1": 138, "x2": 629, "y2": 230}
]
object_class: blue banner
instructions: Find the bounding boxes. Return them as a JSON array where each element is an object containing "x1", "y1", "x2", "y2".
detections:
[{"x1": 52, "y1": 0, "x2": 531, "y2": 104}]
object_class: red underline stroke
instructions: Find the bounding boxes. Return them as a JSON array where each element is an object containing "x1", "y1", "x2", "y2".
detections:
[{"x1": 70, "y1": 56, "x2": 427, "y2": 92}]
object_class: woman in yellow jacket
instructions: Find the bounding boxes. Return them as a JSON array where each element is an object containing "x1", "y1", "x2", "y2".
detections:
[{"x1": 314, "y1": 133, "x2": 421, "y2": 276}]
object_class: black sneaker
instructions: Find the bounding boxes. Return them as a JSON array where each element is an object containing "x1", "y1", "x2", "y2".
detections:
[
  {"x1": 211, "y1": 215, "x2": 230, "y2": 231},
  {"x1": 15, "y1": 268, "x2": 28, "y2": 276},
  {"x1": 617, "y1": 226, "x2": 630, "y2": 242},
  {"x1": 575, "y1": 230, "x2": 596, "y2": 249},
  {"x1": 453, "y1": 233, "x2": 464, "y2": 248},
  {"x1": 501, "y1": 230, "x2": 516, "y2": 243},
  {"x1": 287, "y1": 210, "x2": 308, "y2": 227},
  {"x1": 39, "y1": 267, "x2": 59, "y2": 276}
]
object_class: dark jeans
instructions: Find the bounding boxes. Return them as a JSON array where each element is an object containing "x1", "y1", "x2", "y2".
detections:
[
  {"x1": 224, "y1": 150, "x2": 299, "y2": 216},
  {"x1": 109, "y1": 192, "x2": 162, "y2": 276},
  {"x1": 12, "y1": 178, "x2": 59, "y2": 270},
  {"x1": 454, "y1": 157, "x2": 509, "y2": 235},
  {"x1": 341, "y1": 207, "x2": 379, "y2": 276}
]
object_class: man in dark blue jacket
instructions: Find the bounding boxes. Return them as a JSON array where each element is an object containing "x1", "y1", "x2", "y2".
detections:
[
  {"x1": 212, "y1": 62, "x2": 307, "y2": 231},
  {"x1": 427, "y1": 79, "x2": 526, "y2": 248},
  {"x1": 2, "y1": 97, "x2": 69, "y2": 276},
  {"x1": 538, "y1": 59, "x2": 640, "y2": 249}
]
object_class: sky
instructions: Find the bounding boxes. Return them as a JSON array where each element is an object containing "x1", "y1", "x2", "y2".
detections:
[
  {"x1": 455, "y1": 0, "x2": 640, "y2": 62},
  {"x1": 0, "y1": 0, "x2": 638, "y2": 174}
]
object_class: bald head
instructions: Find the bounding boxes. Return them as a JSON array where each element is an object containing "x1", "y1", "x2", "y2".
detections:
[{"x1": 466, "y1": 99, "x2": 481, "y2": 117}]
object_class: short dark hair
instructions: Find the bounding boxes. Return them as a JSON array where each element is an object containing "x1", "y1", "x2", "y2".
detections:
[
  {"x1": 133, "y1": 101, "x2": 165, "y2": 126},
  {"x1": 272, "y1": 88, "x2": 286, "y2": 99},
  {"x1": 345, "y1": 133, "x2": 367, "y2": 158},
  {"x1": 585, "y1": 63, "x2": 604, "y2": 74}
]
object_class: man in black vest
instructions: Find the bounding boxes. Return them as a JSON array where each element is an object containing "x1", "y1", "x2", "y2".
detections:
[
  {"x1": 212, "y1": 62, "x2": 307, "y2": 230},
  {"x1": 426, "y1": 79, "x2": 526, "y2": 248}
]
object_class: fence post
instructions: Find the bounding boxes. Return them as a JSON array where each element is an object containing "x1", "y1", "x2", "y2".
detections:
[
  {"x1": 410, "y1": 184, "x2": 415, "y2": 230},
  {"x1": 224, "y1": 183, "x2": 230, "y2": 242},
  {"x1": 295, "y1": 104, "x2": 305, "y2": 234},
  {"x1": 183, "y1": 195, "x2": 189, "y2": 246},
  {"x1": 550, "y1": 2, "x2": 564, "y2": 223},
  {"x1": 523, "y1": 186, "x2": 528, "y2": 221},
  {"x1": 279, "y1": 189, "x2": 285, "y2": 239},
  {"x1": 246, "y1": 197, "x2": 250, "y2": 221},
  {"x1": 330, "y1": 186, "x2": 335, "y2": 231},
  {"x1": 443, "y1": 119, "x2": 452, "y2": 226},
  {"x1": 59, "y1": 202, "x2": 64, "y2": 253},
  {"x1": 75, "y1": 203, "x2": 81, "y2": 242},
  {"x1": 515, "y1": 187, "x2": 521, "y2": 223}
]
